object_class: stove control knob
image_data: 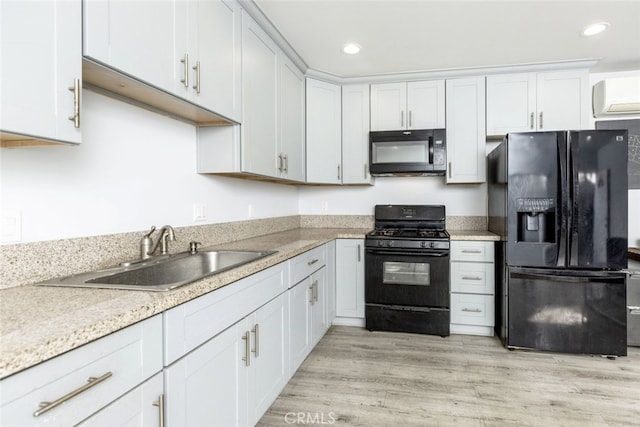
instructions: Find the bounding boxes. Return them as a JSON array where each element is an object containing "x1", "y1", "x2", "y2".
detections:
[
  {"x1": 378, "y1": 240, "x2": 384, "y2": 247},
  {"x1": 388, "y1": 240, "x2": 394, "y2": 247},
  {"x1": 421, "y1": 241, "x2": 427, "y2": 248},
  {"x1": 429, "y1": 242, "x2": 436, "y2": 248}
]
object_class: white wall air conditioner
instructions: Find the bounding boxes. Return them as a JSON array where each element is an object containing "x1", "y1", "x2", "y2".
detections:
[{"x1": 592, "y1": 76, "x2": 640, "y2": 117}]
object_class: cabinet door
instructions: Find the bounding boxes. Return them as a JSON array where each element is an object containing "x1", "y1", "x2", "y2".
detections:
[
  {"x1": 84, "y1": 0, "x2": 176, "y2": 95},
  {"x1": 78, "y1": 373, "x2": 164, "y2": 427},
  {"x1": 486, "y1": 73, "x2": 536, "y2": 136},
  {"x1": 241, "y1": 11, "x2": 278, "y2": 177},
  {"x1": 445, "y1": 77, "x2": 486, "y2": 184},
  {"x1": 1, "y1": 0, "x2": 81, "y2": 145},
  {"x1": 289, "y1": 278, "x2": 311, "y2": 375},
  {"x1": 342, "y1": 84, "x2": 372, "y2": 184},
  {"x1": 536, "y1": 70, "x2": 589, "y2": 132},
  {"x1": 306, "y1": 78, "x2": 342, "y2": 184},
  {"x1": 310, "y1": 267, "x2": 328, "y2": 347},
  {"x1": 248, "y1": 293, "x2": 289, "y2": 426},
  {"x1": 370, "y1": 82, "x2": 407, "y2": 131},
  {"x1": 335, "y1": 239, "x2": 365, "y2": 319},
  {"x1": 191, "y1": 0, "x2": 241, "y2": 121},
  {"x1": 165, "y1": 319, "x2": 248, "y2": 427},
  {"x1": 279, "y1": 55, "x2": 306, "y2": 182},
  {"x1": 407, "y1": 80, "x2": 446, "y2": 129}
]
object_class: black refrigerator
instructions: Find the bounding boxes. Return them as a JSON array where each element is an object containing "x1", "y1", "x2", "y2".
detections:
[{"x1": 488, "y1": 130, "x2": 628, "y2": 356}]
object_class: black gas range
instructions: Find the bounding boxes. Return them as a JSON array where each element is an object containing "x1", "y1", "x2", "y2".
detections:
[{"x1": 365, "y1": 205, "x2": 451, "y2": 336}]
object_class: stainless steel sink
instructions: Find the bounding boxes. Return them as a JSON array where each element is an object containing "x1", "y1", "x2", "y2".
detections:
[{"x1": 37, "y1": 249, "x2": 277, "y2": 291}]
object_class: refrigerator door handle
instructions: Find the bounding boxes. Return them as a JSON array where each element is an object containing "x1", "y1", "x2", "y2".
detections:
[
  {"x1": 510, "y1": 271, "x2": 625, "y2": 284},
  {"x1": 568, "y1": 135, "x2": 580, "y2": 267},
  {"x1": 556, "y1": 132, "x2": 569, "y2": 267}
]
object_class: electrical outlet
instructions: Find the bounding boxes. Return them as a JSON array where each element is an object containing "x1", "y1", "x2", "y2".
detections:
[
  {"x1": 248, "y1": 204, "x2": 254, "y2": 219},
  {"x1": 193, "y1": 204, "x2": 208, "y2": 222},
  {"x1": 321, "y1": 201, "x2": 329, "y2": 213},
  {"x1": 1, "y1": 210, "x2": 22, "y2": 243}
]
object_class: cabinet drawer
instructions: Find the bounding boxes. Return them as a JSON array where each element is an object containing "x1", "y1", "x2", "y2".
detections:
[
  {"x1": 289, "y1": 245, "x2": 326, "y2": 286},
  {"x1": 0, "y1": 315, "x2": 162, "y2": 427},
  {"x1": 451, "y1": 261, "x2": 495, "y2": 295},
  {"x1": 451, "y1": 241, "x2": 494, "y2": 262},
  {"x1": 164, "y1": 263, "x2": 286, "y2": 365},
  {"x1": 451, "y1": 294, "x2": 495, "y2": 326}
]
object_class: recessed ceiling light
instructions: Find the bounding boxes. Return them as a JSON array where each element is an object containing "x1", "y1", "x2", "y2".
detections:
[
  {"x1": 343, "y1": 43, "x2": 361, "y2": 55},
  {"x1": 582, "y1": 22, "x2": 610, "y2": 36}
]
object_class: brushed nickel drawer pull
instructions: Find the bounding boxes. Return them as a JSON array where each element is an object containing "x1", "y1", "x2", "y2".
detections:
[
  {"x1": 67, "y1": 78, "x2": 80, "y2": 128},
  {"x1": 33, "y1": 372, "x2": 113, "y2": 417},
  {"x1": 462, "y1": 276, "x2": 483, "y2": 281},
  {"x1": 462, "y1": 308, "x2": 482, "y2": 313},
  {"x1": 307, "y1": 259, "x2": 319, "y2": 266},
  {"x1": 251, "y1": 324, "x2": 259, "y2": 358},
  {"x1": 152, "y1": 394, "x2": 165, "y2": 427},
  {"x1": 241, "y1": 331, "x2": 250, "y2": 367},
  {"x1": 461, "y1": 249, "x2": 482, "y2": 254}
]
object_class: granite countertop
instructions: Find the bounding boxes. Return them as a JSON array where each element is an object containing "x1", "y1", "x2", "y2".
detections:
[{"x1": 0, "y1": 228, "x2": 368, "y2": 380}]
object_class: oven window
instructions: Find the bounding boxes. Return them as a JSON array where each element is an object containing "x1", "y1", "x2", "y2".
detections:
[{"x1": 383, "y1": 261, "x2": 430, "y2": 286}]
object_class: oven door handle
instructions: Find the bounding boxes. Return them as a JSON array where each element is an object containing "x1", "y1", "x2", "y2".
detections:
[{"x1": 366, "y1": 249, "x2": 449, "y2": 257}]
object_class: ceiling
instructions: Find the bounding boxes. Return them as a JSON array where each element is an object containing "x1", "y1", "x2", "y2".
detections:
[{"x1": 254, "y1": 0, "x2": 640, "y2": 78}]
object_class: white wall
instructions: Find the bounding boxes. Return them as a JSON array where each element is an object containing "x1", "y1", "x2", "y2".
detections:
[
  {"x1": 0, "y1": 91, "x2": 298, "y2": 243},
  {"x1": 298, "y1": 178, "x2": 487, "y2": 216},
  {"x1": 590, "y1": 70, "x2": 640, "y2": 246}
]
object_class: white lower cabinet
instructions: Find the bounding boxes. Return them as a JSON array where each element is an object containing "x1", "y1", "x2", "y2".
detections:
[
  {"x1": 165, "y1": 293, "x2": 288, "y2": 427},
  {"x1": 288, "y1": 246, "x2": 329, "y2": 376},
  {"x1": 334, "y1": 239, "x2": 365, "y2": 326},
  {"x1": 78, "y1": 373, "x2": 164, "y2": 426},
  {"x1": 0, "y1": 315, "x2": 162, "y2": 427},
  {"x1": 450, "y1": 241, "x2": 496, "y2": 336}
]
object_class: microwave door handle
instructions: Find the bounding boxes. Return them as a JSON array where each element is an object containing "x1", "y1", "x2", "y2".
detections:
[{"x1": 428, "y1": 137, "x2": 434, "y2": 164}]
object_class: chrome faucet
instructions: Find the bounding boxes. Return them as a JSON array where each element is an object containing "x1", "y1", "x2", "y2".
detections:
[{"x1": 140, "y1": 225, "x2": 177, "y2": 259}]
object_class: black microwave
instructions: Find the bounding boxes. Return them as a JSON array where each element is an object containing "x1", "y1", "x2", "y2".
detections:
[{"x1": 369, "y1": 129, "x2": 446, "y2": 176}]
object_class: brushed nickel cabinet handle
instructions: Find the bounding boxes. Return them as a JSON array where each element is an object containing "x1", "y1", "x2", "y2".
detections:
[
  {"x1": 67, "y1": 78, "x2": 80, "y2": 128},
  {"x1": 409, "y1": 110, "x2": 413, "y2": 128},
  {"x1": 337, "y1": 164, "x2": 341, "y2": 180},
  {"x1": 180, "y1": 54, "x2": 189, "y2": 88},
  {"x1": 539, "y1": 112, "x2": 543, "y2": 129},
  {"x1": 284, "y1": 154, "x2": 288, "y2": 173},
  {"x1": 364, "y1": 163, "x2": 368, "y2": 179},
  {"x1": 309, "y1": 283, "x2": 315, "y2": 304},
  {"x1": 462, "y1": 308, "x2": 482, "y2": 313},
  {"x1": 251, "y1": 324, "x2": 259, "y2": 358},
  {"x1": 401, "y1": 110, "x2": 405, "y2": 127},
  {"x1": 312, "y1": 280, "x2": 319, "y2": 302},
  {"x1": 33, "y1": 372, "x2": 112, "y2": 417},
  {"x1": 462, "y1": 276, "x2": 483, "y2": 281},
  {"x1": 192, "y1": 60, "x2": 201, "y2": 94},
  {"x1": 278, "y1": 154, "x2": 283, "y2": 172},
  {"x1": 241, "y1": 331, "x2": 250, "y2": 366},
  {"x1": 152, "y1": 394, "x2": 165, "y2": 427},
  {"x1": 307, "y1": 259, "x2": 319, "y2": 266},
  {"x1": 448, "y1": 162, "x2": 452, "y2": 179},
  {"x1": 462, "y1": 249, "x2": 482, "y2": 254},
  {"x1": 530, "y1": 112, "x2": 534, "y2": 129}
]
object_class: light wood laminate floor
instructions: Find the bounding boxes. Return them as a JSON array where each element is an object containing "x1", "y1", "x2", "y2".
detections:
[{"x1": 258, "y1": 326, "x2": 640, "y2": 426}]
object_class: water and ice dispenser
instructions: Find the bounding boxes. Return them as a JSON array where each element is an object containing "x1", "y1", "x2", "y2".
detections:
[{"x1": 516, "y1": 198, "x2": 556, "y2": 243}]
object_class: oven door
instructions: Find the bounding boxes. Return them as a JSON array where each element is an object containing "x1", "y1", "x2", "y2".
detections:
[{"x1": 365, "y1": 247, "x2": 450, "y2": 308}]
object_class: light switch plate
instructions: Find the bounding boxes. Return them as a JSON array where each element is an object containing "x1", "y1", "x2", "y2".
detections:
[{"x1": 193, "y1": 204, "x2": 207, "y2": 222}]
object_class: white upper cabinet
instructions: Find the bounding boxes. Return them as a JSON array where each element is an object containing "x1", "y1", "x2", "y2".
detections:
[
  {"x1": 278, "y1": 54, "x2": 306, "y2": 182},
  {"x1": 342, "y1": 84, "x2": 373, "y2": 185},
  {"x1": 446, "y1": 77, "x2": 486, "y2": 184},
  {"x1": 486, "y1": 69, "x2": 589, "y2": 136},
  {"x1": 370, "y1": 80, "x2": 445, "y2": 131},
  {"x1": 84, "y1": 0, "x2": 177, "y2": 94},
  {"x1": 241, "y1": 11, "x2": 279, "y2": 177},
  {"x1": 179, "y1": 0, "x2": 242, "y2": 121},
  {"x1": 306, "y1": 78, "x2": 342, "y2": 184},
  {"x1": 83, "y1": 0, "x2": 241, "y2": 123},
  {"x1": 1, "y1": 0, "x2": 82, "y2": 146}
]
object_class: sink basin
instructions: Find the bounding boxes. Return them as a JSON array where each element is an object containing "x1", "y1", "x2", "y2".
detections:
[{"x1": 38, "y1": 249, "x2": 277, "y2": 291}]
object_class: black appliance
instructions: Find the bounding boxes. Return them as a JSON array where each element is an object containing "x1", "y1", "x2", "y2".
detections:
[
  {"x1": 369, "y1": 129, "x2": 446, "y2": 176},
  {"x1": 365, "y1": 205, "x2": 450, "y2": 336},
  {"x1": 488, "y1": 130, "x2": 628, "y2": 356}
]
